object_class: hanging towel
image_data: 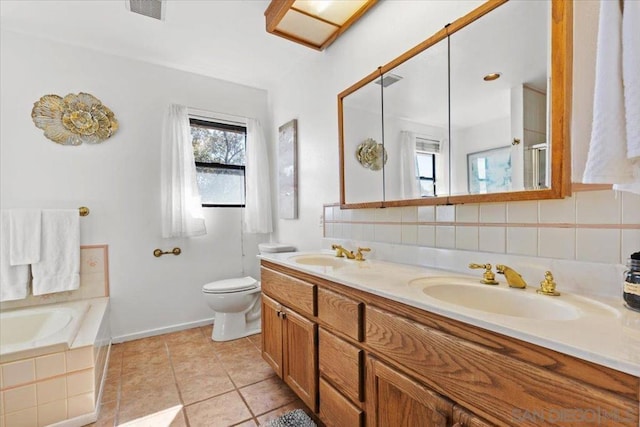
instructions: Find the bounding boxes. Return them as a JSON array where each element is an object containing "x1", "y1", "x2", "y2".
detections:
[
  {"x1": 583, "y1": 0, "x2": 640, "y2": 194},
  {"x1": 0, "y1": 211, "x2": 29, "y2": 301},
  {"x1": 31, "y1": 209, "x2": 80, "y2": 295},
  {"x1": 9, "y1": 209, "x2": 41, "y2": 265}
]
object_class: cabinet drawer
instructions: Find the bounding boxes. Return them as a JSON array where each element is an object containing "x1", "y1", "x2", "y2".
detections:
[
  {"x1": 319, "y1": 378, "x2": 363, "y2": 427},
  {"x1": 318, "y1": 287, "x2": 362, "y2": 340},
  {"x1": 366, "y1": 305, "x2": 637, "y2": 426},
  {"x1": 319, "y1": 328, "x2": 363, "y2": 403},
  {"x1": 261, "y1": 267, "x2": 316, "y2": 317}
]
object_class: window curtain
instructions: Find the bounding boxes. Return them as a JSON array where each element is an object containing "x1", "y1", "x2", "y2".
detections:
[
  {"x1": 160, "y1": 104, "x2": 206, "y2": 238},
  {"x1": 399, "y1": 131, "x2": 420, "y2": 199},
  {"x1": 244, "y1": 118, "x2": 273, "y2": 234}
]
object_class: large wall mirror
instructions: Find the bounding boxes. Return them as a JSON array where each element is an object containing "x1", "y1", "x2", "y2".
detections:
[{"x1": 338, "y1": 0, "x2": 572, "y2": 208}]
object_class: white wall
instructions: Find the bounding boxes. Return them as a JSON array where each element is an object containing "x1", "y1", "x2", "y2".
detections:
[
  {"x1": 0, "y1": 30, "x2": 271, "y2": 340},
  {"x1": 270, "y1": 0, "x2": 601, "y2": 249}
]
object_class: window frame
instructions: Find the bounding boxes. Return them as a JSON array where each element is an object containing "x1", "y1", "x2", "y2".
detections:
[
  {"x1": 189, "y1": 117, "x2": 247, "y2": 208},
  {"x1": 416, "y1": 150, "x2": 437, "y2": 197}
]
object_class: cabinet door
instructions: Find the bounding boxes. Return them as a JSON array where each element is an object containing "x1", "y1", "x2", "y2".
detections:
[
  {"x1": 261, "y1": 294, "x2": 283, "y2": 377},
  {"x1": 452, "y1": 405, "x2": 493, "y2": 427},
  {"x1": 366, "y1": 357, "x2": 452, "y2": 427},
  {"x1": 283, "y1": 307, "x2": 318, "y2": 412}
]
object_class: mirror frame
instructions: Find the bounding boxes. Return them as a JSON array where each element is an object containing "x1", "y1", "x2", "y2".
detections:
[{"x1": 338, "y1": 0, "x2": 572, "y2": 208}]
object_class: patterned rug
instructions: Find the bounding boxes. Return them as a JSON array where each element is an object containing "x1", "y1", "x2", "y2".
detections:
[{"x1": 265, "y1": 409, "x2": 317, "y2": 427}]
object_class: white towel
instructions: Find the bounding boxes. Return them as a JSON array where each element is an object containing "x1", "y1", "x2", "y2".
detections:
[
  {"x1": 31, "y1": 209, "x2": 80, "y2": 296},
  {"x1": 583, "y1": 0, "x2": 640, "y2": 194},
  {"x1": 9, "y1": 209, "x2": 41, "y2": 265},
  {"x1": 623, "y1": 0, "x2": 640, "y2": 159},
  {"x1": 0, "y1": 210, "x2": 29, "y2": 301}
]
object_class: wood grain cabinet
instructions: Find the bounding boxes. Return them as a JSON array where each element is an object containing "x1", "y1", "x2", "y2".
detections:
[
  {"x1": 260, "y1": 261, "x2": 640, "y2": 427},
  {"x1": 261, "y1": 292, "x2": 317, "y2": 411}
]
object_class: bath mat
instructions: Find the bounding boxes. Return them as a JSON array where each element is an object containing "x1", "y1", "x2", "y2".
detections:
[{"x1": 265, "y1": 409, "x2": 317, "y2": 427}]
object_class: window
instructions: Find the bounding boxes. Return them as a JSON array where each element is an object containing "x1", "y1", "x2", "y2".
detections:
[
  {"x1": 416, "y1": 152, "x2": 436, "y2": 197},
  {"x1": 190, "y1": 118, "x2": 246, "y2": 207},
  {"x1": 415, "y1": 135, "x2": 440, "y2": 197}
]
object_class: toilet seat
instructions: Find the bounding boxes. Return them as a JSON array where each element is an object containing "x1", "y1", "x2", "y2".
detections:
[{"x1": 203, "y1": 276, "x2": 259, "y2": 294}]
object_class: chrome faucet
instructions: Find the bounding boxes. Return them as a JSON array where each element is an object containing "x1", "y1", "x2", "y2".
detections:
[
  {"x1": 331, "y1": 244, "x2": 355, "y2": 259},
  {"x1": 495, "y1": 265, "x2": 527, "y2": 289}
]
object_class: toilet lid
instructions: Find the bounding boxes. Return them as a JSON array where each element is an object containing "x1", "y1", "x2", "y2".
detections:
[{"x1": 203, "y1": 277, "x2": 259, "y2": 294}]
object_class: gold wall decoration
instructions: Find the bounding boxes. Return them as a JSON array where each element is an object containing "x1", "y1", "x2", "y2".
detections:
[
  {"x1": 31, "y1": 92, "x2": 118, "y2": 145},
  {"x1": 356, "y1": 138, "x2": 387, "y2": 171}
]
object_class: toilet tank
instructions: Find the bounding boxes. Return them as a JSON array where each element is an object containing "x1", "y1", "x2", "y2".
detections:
[{"x1": 258, "y1": 243, "x2": 296, "y2": 254}]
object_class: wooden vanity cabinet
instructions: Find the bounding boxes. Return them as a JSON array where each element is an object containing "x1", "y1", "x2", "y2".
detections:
[
  {"x1": 261, "y1": 268, "x2": 318, "y2": 411},
  {"x1": 366, "y1": 357, "x2": 452, "y2": 427},
  {"x1": 260, "y1": 261, "x2": 640, "y2": 427}
]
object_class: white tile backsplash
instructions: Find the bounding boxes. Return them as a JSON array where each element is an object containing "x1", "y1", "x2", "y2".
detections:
[
  {"x1": 479, "y1": 226, "x2": 506, "y2": 253},
  {"x1": 506, "y1": 201, "x2": 539, "y2": 223},
  {"x1": 506, "y1": 227, "x2": 538, "y2": 256},
  {"x1": 456, "y1": 204, "x2": 479, "y2": 222},
  {"x1": 435, "y1": 226, "x2": 455, "y2": 248},
  {"x1": 479, "y1": 203, "x2": 506, "y2": 223},
  {"x1": 436, "y1": 205, "x2": 455, "y2": 222},
  {"x1": 576, "y1": 190, "x2": 621, "y2": 224},
  {"x1": 622, "y1": 192, "x2": 640, "y2": 224},
  {"x1": 538, "y1": 228, "x2": 576, "y2": 260},
  {"x1": 323, "y1": 188, "x2": 638, "y2": 266},
  {"x1": 576, "y1": 228, "x2": 621, "y2": 263},
  {"x1": 539, "y1": 196, "x2": 575, "y2": 223},
  {"x1": 455, "y1": 226, "x2": 479, "y2": 251}
]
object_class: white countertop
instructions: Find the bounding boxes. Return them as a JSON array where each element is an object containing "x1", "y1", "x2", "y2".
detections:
[{"x1": 259, "y1": 251, "x2": 640, "y2": 377}]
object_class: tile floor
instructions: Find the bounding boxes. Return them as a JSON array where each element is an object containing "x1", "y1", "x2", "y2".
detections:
[{"x1": 90, "y1": 325, "x2": 315, "y2": 426}]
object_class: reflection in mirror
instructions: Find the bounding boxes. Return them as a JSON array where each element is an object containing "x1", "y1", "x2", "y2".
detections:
[
  {"x1": 449, "y1": 0, "x2": 549, "y2": 196},
  {"x1": 381, "y1": 38, "x2": 450, "y2": 201},
  {"x1": 342, "y1": 78, "x2": 384, "y2": 204}
]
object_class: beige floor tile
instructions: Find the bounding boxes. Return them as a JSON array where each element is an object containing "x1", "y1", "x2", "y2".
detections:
[
  {"x1": 101, "y1": 375, "x2": 120, "y2": 403},
  {"x1": 247, "y1": 334, "x2": 262, "y2": 349},
  {"x1": 223, "y1": 353, "x2": 276, "y2": 387},
  {"x1": 233, "y1": 419, "x2": 258, "y2": 426},
  {"x1": 171, "y1": 355, "x2": 219, "y2": 379},
  {"x1": 122, "y1": 351, "x2": 171, "y2": 376},
  {"x1": 177, "y1": 370, "x2": 235, "y2": 405},
  {"x1": 118, "y1": 387, "x2": 181, "y2": 424},
  {"x1": 164, "y1": 328, "x2": 207, "y2": 345},
  {"x1": 211, "y1": 338, "x2": 258, "y2": 359},
  {"x1": 88, "y1": 416, "x2": 115, "y2": 426},
  {"x1": 97, "y1": 399, "x2": 118, "y2": 421},
  {"x1": 240, "y1": 377, "x2": 297, "y2": 416},
  {"x1": 185, "y1": 391, "x2": 253, "y2": 427},
  {"x1": 122, "y1": 336, "x2": 166, "y2": 355},
  {"x1": 168, "y1": 341, "x2": 216, "y2": 360},
  {"x1": 120, "y1": 372, "x2": 177, "y2": 400},
  {"x1": 255, "y1": 400, "x2": 311, "y2": 425}
]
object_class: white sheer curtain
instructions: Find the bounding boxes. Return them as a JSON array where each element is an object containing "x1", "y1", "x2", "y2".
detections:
[
  {"x1": 399, "y1": 131, "x2": 420, "y2": 199},
  {"x1": 244, "y1": 118, "x2": 273, "y2": 234},
  {"x1": 436, "y1": 133, "x2": 449, "y2": 195},
  {"x1": 160, "y1": 104, "x2": 206, "y2": 238}
]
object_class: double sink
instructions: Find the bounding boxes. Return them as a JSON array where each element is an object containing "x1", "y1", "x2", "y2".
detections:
[{"x1": 287, "y1": 253, "x2": 618, "y2": 322}]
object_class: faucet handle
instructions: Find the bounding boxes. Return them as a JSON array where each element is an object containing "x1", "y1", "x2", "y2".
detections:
[
  {"x1": 331, "y1": 244, "x2": 345, "y2": 257},
  {"x1": 468, "y1": 263, "x2": 499, "y2": 285},
  {"x1": 355, "y1": 247, "x2": 371, "y2": 261},
  {"x1": 536, "y1": 271, "x2": 560, "y2": 296}
]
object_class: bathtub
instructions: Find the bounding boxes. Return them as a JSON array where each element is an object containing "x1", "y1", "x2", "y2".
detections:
[{"x1": 0, "y1": 298, "x2": 110, "y2": 427}]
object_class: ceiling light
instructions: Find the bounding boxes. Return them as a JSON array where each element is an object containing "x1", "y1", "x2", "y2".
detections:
[
  {"x1": 483, "y1": 73, "x2": 501, "y2": 81},
  {"x1": 265, "y1": 0, "x2": 377, "y2": 51}
]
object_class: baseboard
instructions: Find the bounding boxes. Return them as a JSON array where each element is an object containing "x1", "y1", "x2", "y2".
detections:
[{"x1": 111, "y1": 317, "x2": 215, "y2": 343}]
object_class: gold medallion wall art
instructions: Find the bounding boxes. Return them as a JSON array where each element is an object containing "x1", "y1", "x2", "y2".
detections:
[{"x1": 31, "y1": 92, "x2": 118, "y2": 145}]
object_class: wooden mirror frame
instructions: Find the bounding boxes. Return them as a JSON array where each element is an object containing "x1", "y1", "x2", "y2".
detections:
[{"x1": 338, "y1": 0, "x2": 572, "y2": 209}]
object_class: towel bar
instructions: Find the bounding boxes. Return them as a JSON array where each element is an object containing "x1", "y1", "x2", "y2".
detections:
[{"x1": 153, "y1": 247, "x2": 182, "y2": 257}]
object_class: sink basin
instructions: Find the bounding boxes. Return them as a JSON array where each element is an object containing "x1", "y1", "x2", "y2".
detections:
[
  {"x1": 410, "y1": 280, "x2": 581, "y2": 320},
  {"x1": 288, "y1": 254, "x2": 346, "y2": 269}
]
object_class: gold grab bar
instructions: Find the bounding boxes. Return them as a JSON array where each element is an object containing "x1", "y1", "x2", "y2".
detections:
[
  {"x1": 79, "y1": 206, "x2": 90, "y2": 216},
  {"x1": 153, "y1": 247, "x2": 182, "y2": 257}
]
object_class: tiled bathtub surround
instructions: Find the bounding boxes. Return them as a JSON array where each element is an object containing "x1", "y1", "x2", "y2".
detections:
[
  {"x1": 0, "y1": 245, "x2": 109, "y2": 311},
  {"x1": 325, "y1": 189, "x2": 640, "y2": 265},
  {"x1": 0, "y1": 299, "x2": 111, "y2": 427}
]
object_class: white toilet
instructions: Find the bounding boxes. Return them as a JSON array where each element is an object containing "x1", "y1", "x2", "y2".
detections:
[{"x1": 202, "y1": 243, "x2": 296, "y2": 341}]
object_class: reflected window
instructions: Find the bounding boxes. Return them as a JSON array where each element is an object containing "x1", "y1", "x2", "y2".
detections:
[
  {"x1": 415, "y1": 135, "x2": 440, "y2": 197},
  {"x1": 190, "y1": 118, "x2": 246, "y2": 207}
]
